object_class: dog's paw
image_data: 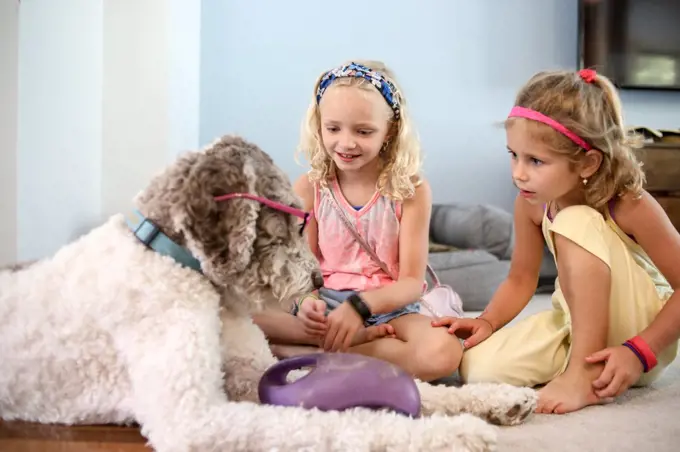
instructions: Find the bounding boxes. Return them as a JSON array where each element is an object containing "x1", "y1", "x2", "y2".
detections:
[
  {"x1": 416, "y1": 379, "x2": 536, "y2": 426},
  {"x1": 465, "y1": 383, "x2": 537, "y2": 426}
]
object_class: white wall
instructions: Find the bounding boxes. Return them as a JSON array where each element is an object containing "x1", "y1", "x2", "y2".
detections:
[
  {"x1": 101, "y1": 0, "x2": 200, "y2": 219},
  {"x1": 17, "y1": 0, "x2": 103, "y2": 261},
  {"x1": 16, "y1": 0, "x2": 201, "y2": 261},
  {"x1": 0, "y1": 0, "x2": 19, "y2": 266},
  {"x1": 102, "y1": 0, "x2": 170, "y2": 219}
]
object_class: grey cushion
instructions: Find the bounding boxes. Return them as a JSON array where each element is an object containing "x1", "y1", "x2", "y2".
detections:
[
  {"x1": 428, "y1": 249, "x2": 498, "y2": 271},
  {"x1": 430, "y1": 203, "x2": 514, "y2": 260},
  {"x1": 432, "y1": 258, "x2": 510, "y2": 312}
]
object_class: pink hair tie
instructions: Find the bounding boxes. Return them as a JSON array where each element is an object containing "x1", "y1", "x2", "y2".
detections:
[
  {"x1": 579, "y1": 68, "x2": 597, "y2": 83},
  {"x1": 507, "y1": 106, "x2": 593, "y2": 151}
]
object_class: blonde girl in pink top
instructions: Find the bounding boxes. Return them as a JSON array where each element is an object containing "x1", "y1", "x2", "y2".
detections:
[{"x1": 254, "y1": 60, "x2": 462, "y2": 382}]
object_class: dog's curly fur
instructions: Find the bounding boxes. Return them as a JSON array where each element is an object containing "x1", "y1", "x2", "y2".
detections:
[
  {"x1": 134, "y1": 135, "x2": 321, "y2": 309},
  {"x1": 0, "y1": 135, "x2": 536, "y2": 451}
]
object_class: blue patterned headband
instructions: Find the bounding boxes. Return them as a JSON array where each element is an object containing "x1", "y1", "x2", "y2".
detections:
[{"x1": 316, "y1": 62, "x2": 401, "y2": 119}]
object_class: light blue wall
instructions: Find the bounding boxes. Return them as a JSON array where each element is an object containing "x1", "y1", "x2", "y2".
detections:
[
  {"x1": 0, "y1": 0, "x2": 19, "y2": 266},
  {"x1": 18, "y1": 0, "x2": 103, "y2": 261},
  {"x1": 620, "y1": 90, "x2": 680, "y2": 129},
  {"x1": 11, "y1": 0, "x2": 680, "y2": 262},
  {"x1": 200, "y1": 0, "x2": 680, "y2": 212},
  {"x1": 168, "y1": 0, "x2": 201, "y2": 160},
  {"x1": 15, "y1": 0, "x2": 201, "y2": 261}
]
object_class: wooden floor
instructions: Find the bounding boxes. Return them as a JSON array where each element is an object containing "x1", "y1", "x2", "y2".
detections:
[{"x1": 0, "y1": 421, "x2": 151, "y2": 452}]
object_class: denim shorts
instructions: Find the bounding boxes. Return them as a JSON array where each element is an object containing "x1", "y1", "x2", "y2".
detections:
[{"x1": 318, "y1": 288, "x2": 420, "y2": 326}]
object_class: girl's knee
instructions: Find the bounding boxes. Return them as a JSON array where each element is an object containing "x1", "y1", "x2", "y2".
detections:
[{"x1": 415, "y1": 334, "x2": 462, "y2": 381}]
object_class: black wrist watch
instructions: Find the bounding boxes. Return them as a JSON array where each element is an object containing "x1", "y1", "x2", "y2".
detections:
[{"x1": 345, "y1": 293, "x2": 372, "y2": 321}]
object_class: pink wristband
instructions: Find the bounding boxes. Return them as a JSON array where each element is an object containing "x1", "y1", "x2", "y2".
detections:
[{"x1": 625, "y1": 336, "x2": 658, "y2": 373}]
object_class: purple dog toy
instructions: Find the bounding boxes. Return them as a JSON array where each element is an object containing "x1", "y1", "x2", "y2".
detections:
[{"x1": 258, "y1": 352, "x2": 421, "y2": 417}]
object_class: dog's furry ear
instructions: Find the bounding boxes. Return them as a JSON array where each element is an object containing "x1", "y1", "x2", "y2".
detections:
[{"x1": 170, "y1": 143, "x2": 260, "y2": 283}]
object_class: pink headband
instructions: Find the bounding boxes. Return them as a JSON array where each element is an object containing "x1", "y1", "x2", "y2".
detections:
[{"x1": 507, "y1": 106, "x2": 592, "y2": 151}]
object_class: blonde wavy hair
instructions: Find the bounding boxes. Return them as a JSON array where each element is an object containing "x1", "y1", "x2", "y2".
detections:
[
  {"x1": 296, "y1": 59, "x2": 422, "y2": 201},
  {"x1": 506, "y1": 69, "x2": 646, "y2": 209}
]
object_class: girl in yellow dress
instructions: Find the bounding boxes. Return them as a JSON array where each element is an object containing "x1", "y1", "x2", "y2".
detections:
[{"x1": 433, "y1": 68, "x2": 680, "y2": 414}]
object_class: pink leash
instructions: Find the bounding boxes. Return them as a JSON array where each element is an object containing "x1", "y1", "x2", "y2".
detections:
[{"x1": 214, "y1": 193, "x2": 311, "y2": 233}]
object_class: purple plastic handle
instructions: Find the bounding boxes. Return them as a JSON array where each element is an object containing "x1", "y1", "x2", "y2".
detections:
[
  {"x1": 259, "y1": 354, "x2": 320, "y2": 387},
  {"x1": 258, "y1": 353, "x2": 421, "y2": 417}
]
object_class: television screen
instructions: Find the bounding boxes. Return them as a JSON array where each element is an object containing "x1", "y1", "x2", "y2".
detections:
[{"x1": 579, "y1": 0, "x2": 680, "y2": 90}]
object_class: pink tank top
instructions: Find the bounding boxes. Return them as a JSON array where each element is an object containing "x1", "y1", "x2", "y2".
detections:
[{"x1": 314, "y1": 179, "x2": 402, "y2": 292}]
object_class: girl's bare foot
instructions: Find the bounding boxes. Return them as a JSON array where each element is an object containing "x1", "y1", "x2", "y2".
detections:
[
  {"x1": 351, "y1": 324, "x2": 396, "y2": 346},
  {"x1": 536, "y1": 365, "x2": 613, "y2": 414}
]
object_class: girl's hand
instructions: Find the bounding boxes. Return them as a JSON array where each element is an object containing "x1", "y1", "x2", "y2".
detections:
[
  {"x1": 298, "y1": 297, "x2": 327, "y2": 338},
  {"x1": 431, "y1": 317, "x2": 493, "y2": 349},
  {"x1": 586, "y1": 345, "x2": 644, "y2": 398},
  {"x1": 323, "y1": 301, "x2": 364, "y2": 352}
]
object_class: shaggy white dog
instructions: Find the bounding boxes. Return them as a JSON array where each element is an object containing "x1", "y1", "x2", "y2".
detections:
[{"x1": 0, "y1": 136, "x2": 537, "y2": 451}]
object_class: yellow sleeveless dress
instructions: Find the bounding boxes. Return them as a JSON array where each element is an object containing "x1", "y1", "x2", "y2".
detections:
[{"x1": 459, "y1": 203, "x2": 678, "y2": 387}]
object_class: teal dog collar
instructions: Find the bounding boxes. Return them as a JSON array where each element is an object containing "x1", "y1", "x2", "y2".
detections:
[{"x1": 126, "y1": 211, "x2": 202, "y2": 273}]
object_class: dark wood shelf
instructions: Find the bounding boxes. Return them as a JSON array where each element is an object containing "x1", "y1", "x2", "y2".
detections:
[{"x1": 636, "y1": 142, "x2": 680, "y2": 231}]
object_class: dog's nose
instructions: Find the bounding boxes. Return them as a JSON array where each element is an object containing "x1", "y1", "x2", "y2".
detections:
[{"x1": 312, "y1": 270, "x2": 324, "y2": 289}]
